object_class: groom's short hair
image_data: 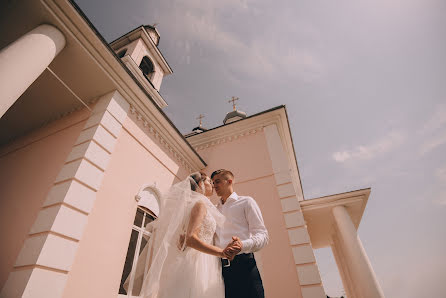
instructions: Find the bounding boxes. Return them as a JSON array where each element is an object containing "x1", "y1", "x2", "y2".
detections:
[{"x1": 211, "y1": 169, "x2": 234, "y2": 180}]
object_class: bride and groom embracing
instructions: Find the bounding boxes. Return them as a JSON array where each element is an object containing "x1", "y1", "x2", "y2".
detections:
[{"x1": 136, "y1": 169, "x2": 268, "y2": 298}]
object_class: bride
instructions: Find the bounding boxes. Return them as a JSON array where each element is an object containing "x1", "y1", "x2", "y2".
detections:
[{"x1": 128, "y1": 172, "x2": 235, "y2": 298}]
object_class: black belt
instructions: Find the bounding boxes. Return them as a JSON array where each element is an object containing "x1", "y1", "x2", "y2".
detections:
[{"x1": 221, "y1": 253, "x2": 254, "y2": 268}]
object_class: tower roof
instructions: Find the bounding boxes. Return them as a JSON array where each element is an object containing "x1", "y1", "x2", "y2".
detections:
[
  {"x1": 223, "y1": 96, "x2": 247, "y2": 124},
  {"x1": 109, "y1": 25, "x2": 172, "y2": 75},
  {"x1": 223, "y1": 109, "x2": 247, "y2": 124},
  {"x1": 143, "y1": 24, "x2": 160, "y2": 46},
  {"x1": 184, "y1": 114, "x2": 208, "y2": 137}
]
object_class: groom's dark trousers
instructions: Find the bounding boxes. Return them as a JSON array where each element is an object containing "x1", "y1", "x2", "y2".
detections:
[{"x1": 222, "y1": 253, "x2": 264, "y2": 298}]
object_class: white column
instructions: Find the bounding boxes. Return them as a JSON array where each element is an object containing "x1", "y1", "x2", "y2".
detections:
[
  {"x1": 331, "y1": 235, "x2": 357, "y2": 298},
  {"x1": 332, "y1": 206, "x2": 385, "y2": 298},
  {"x1": 0, "y1": 24, "x2": 66, "y2": 118}
]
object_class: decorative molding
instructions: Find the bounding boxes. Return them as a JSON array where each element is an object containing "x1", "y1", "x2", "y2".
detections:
[
  {"x1": 193, "y1": 126, "x2": 264, "y2": 151},
  {"x1": 134, "y1": 194, "x2": 141, "y2": 202},
  {"x1": 135, "y1": 183, "x2": 162, "y2": 217},
  {"x1": 134, "y1": 182, "x2": 160, "y2": 202},
  {"x1": 187, "y1": 114, "x2": 281, "y2": 148},
  {"x1": 129, "y1": 104, "x2": 194, "y2": 173}
]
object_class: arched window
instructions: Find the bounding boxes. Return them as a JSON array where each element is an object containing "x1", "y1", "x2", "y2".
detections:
[
  {"x1": 139, "y1": 56, "x2": 155, "y2": 81},
  {"x1": 119, "y1": 185, "x2": 161, "y2": 296},
  {"x1": 117, "y1": 49, "x2": 127, "y2": 58}
]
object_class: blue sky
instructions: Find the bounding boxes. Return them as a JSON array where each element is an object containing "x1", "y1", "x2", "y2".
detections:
[{"x1": 74, "y1": 0, "x2": 446, "y2": 296}]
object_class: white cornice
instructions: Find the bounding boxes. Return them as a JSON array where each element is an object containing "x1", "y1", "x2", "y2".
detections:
[
  {"x1": 187, "y1": 110, "x2": 283, "y2": 148},
  {"x1": 300, "y1": 188, "x2": 370, "y2": 224},
  {"x1": 300, "y1": 188, "x2": 370, "y2": 248},
  {"x1": 44, "y1": 0, "x2": 205, "y2": 171},
  {"x1": 300, "y1": 188, "x2": 370, "y2": 210},
  {"x1": 128, "y1": 104, "x2": 196, "y2": 173},
  {"x1": 192, "y1": 126, "x2": 265, "y2": 151}
]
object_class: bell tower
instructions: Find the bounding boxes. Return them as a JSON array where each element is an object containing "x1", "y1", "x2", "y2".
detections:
[{"x1": 109, "y1": 25, "x2": 173, "y2": 108}]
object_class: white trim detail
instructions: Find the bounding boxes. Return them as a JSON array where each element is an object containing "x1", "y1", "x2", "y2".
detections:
[
  {"x1": 135, "y1": 183, "x2": 162, "y2": 217},
  {"x1": 193, "y1": 127, "x2": 264, "y2": 151},
  {"x1": 129, "y1": 105, "x2": 195, "y2": 173},
  {"x1": 119, "y1": 206, "x2": 156, "y2": 297}
]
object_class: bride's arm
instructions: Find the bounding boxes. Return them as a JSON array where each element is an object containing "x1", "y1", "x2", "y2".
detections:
[{"x1": 185, "y1": 201, "x2": 225, "y2": 258}]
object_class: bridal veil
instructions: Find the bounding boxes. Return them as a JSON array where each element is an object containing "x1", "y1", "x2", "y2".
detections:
[{"x1": 125, "y1": 176, "x2": 225, "y2": 298}]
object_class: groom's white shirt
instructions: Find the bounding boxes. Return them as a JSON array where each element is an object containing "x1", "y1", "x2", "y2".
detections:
[{"x1": 215, "y1": 192, "x2": 268, "y2": 253}]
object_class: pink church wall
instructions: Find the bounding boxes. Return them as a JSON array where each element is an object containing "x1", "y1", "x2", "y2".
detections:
[
  {"x1": 62, "y1": 114, "x2": 190, "y2": 298},
  {"x1": 0, "y1": 109, "x2": 90, "y2": 290},
  {"x1": 198, "y1": 130, "x2": 303, "y2": 298}
]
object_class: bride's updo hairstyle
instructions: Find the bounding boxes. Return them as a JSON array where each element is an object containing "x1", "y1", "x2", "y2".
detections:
[{"x1": 189, "y1": 172, "x2": 207, "y2": 192}]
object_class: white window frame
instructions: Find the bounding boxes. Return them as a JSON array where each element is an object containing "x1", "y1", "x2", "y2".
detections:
[
  {"x1": 119, "y1": 184, "x2": 161, "y2": 298},
  {"x1": 118, "y1": 207, "x2": 153, "y2": 297}
]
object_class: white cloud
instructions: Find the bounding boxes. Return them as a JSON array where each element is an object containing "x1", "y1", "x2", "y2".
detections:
[
  {"x1": 417, "y1": 103, "x2": 446, "y2": 155},
  {"x1": 417, "y1": 104, "x2": 446, "y2": 135},
  {"x1": 419, "y1": 130, "x2": 446, "y2": 155},
  {"x1": 332, "y1": 151, "x2": 351, "y2": 162},
  {"x1": 332, "y1": 131, "x2": 406, "y2": 163}
]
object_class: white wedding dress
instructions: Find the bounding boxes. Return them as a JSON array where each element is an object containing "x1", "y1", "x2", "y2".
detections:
[
  {"x1": 134, "y1": 178, "x2": 225, "y2": 298},
  {"x1": 154, "y1": 209, "x2": 225, "y2": 298}
]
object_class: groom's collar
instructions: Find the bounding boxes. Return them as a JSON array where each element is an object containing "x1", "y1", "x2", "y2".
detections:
[{"x1": 220, "y1": 192, "x2": 238, "y2": 205}]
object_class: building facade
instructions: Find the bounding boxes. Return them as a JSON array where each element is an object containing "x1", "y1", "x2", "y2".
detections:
[{"x1": 0, "y1": 1, "x2": 384, "y2": 297}]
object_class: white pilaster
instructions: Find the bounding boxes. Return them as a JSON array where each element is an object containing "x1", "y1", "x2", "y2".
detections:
[
  {"x1": 0, "y1": 24, "x2": 66, "y2": 118},
  {"x1": 264, "y1": 124, "x2": 325, "y2": 298},
  {"x1": 332, "y1": 206, "x2": 385, "y2": 298},
  {"x1": 0, "y1": 91, "x2": 129, "y2": 298}
]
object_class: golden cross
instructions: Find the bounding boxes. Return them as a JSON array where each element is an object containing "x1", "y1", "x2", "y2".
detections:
[
  {"x1": 196, "y1": 114, "x2": 205, "y2": 126},
  {"x1": 228, "y1": 96, "x2": 239, "y2": 111}
]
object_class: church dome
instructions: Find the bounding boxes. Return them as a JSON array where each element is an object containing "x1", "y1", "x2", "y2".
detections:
[
  {"x1": 184, "y1": 115, "x2": 208, "y2": 137},
  {"x1": 224, "y1": 96, "x2": 247, "y2": 124},
  {"x1": 223, "y1": 109, "x2": 247, "y2": 124},
  {"x1": 191, "y1": 125, "x2": 208, "y2": 133}
]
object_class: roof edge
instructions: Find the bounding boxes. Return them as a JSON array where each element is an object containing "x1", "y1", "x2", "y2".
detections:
[{"x1": 186, "y1": 105, "x2": 286, "y2": 137}]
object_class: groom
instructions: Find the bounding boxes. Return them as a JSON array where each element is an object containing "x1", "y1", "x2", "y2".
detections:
[{"x1": 211, "y1": 169, "x2": 269, "y2": 298}]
